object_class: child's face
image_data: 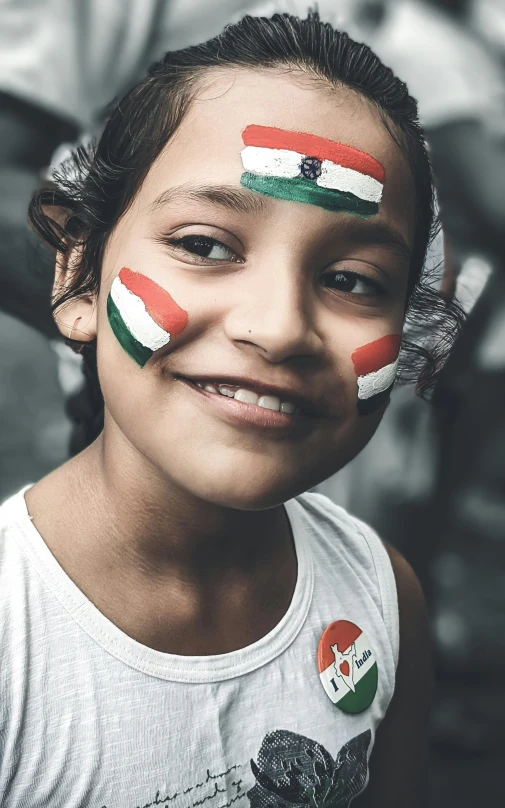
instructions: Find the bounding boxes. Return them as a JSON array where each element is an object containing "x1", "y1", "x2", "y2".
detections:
[{"x1": 94, "y1": 70, "x2": 415, "y2": 508}]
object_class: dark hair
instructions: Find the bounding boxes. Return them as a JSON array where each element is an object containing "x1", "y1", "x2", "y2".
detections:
[{"x1": 29, "y1": 12, "x2": 463, "y2": 444}]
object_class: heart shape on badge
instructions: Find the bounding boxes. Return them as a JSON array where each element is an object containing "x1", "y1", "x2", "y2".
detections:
[{"x1": 339, "y1": 661, "x2": 350, "y2": 677}]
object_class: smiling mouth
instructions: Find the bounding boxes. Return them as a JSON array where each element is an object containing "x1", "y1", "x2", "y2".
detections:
[
  {"x1": 177, "y1": 373, "x2": 325, "y2": 420},
  {"x1": 192, "y1": 381, "x2": 302, "y2": 415}
]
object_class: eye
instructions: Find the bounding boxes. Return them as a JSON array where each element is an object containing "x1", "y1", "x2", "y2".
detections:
[
  {"x1": 170, "y1": 235, "x2": 239, "y2": 262},
  {"x1": 321, "y1": 270, "x2": 383, "y2": 296}
]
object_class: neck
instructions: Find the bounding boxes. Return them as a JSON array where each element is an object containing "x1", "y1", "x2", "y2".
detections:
[
  {"x1": 26, "y1": 426, "x2": 299, "y2": 654},
  {"x1": 43, "y1": 429, "x2": 292, "y2": 586}
]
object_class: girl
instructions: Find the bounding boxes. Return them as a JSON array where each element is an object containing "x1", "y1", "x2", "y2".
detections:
[{"x1": 0, "y1": 13, "x2": 456, "y2": 807}]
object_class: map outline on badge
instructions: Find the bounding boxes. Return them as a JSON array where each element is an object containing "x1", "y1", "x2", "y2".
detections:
[{"x1": 330, "y1": 641, "x2": 357, "y2": 692}]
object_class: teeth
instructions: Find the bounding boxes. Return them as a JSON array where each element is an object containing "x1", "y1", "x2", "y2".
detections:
[
  {"x1": 280, "y1": 401, "x2": 296, "y2": 414},
  {"x1": 196, "y1": 380, "x2": 298, "y2": 415},
  {"x1": 234, "y1": 388, "x2": 259, "y2": 405},
  {"x1": 258, "y1": 395, "x2": 281, "y2": 412}
]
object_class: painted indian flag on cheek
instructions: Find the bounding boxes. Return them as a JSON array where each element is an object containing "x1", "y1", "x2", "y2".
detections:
[
  {"x1": 106, "y1": 267, "x2": 188, "y2": 368},
  {"x1": 352, "y1": 334, "x2": 401, "y2": 416},
  {"x1": 240, "y1": 125, "x2": 385, "y2": 215}
]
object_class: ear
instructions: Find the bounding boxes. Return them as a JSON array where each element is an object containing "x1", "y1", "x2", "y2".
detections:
[{"x1": 52, "y1": 244, "x2": 97, "y2": 343}]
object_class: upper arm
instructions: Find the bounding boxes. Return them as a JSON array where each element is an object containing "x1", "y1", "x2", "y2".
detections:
[{"x1": 355, "y1": 543, "x2": 433, "y2": 808}]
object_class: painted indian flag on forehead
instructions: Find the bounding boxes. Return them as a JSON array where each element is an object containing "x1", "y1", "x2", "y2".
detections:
[
  {"x1": 240, "y1": 125, "x2": 384, "y2": 215},
  {"x1": 107, "y1": 267, "x2": 188, "y2": 367},
  {"x1": 352, "y1": 334, "x2": 401, "y2": 417}
]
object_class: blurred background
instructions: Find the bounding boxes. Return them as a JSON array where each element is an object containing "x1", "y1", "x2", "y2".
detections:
[{"x1": 1, "y1": 0, "x2": 504, "y2": 804}]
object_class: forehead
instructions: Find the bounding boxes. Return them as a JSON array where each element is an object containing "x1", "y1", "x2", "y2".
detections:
[{"x1": 142, "y1": 69, "x2": 415, "y2": 243}]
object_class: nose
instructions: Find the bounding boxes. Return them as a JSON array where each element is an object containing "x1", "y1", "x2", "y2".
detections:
[{"x1": 223, "y1": 260, "x2": 323, "y2": 364}]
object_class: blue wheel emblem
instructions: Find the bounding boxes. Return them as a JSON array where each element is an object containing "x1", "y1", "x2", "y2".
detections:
[{"x1": 300, "y1": 156, "x2": 322, "y2": 180}]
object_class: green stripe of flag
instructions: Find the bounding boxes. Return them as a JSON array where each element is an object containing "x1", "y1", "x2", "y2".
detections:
[
  {"x1": 240, "y1": 172, "x2": 378, "y2": 216},
  {"x1": 337, "y1": 664, "x2": 378, "y2": 714},
  {"x1": 107, "y1": 294, "x2": 153, "y2": 368}
]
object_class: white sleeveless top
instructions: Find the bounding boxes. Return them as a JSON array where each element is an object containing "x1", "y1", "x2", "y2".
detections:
[{"x1": 0, "y1": 488, "x2": 399, "y2": 808}]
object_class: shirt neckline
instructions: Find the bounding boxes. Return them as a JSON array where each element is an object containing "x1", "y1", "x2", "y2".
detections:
[{"x1": 8, "y1": 487, "x2": 314, "y2": 683}]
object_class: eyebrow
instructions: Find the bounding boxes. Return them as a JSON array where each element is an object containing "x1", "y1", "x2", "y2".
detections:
[
  {"x1": 150, "y1": 182, "x2": 412, "y2": 263},
  {"x1": 150, "y1": 183, "x2": 269, "y2": 215},
  {"x1": 335, "y1": 218, "x2": 412, "y2": 265}
]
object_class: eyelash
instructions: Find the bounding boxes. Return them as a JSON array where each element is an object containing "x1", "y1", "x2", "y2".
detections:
[
  {"x1": 320, "y1": 270, "x2": 384, "y2": 297},
  {"x1": 168, "y1": 235, "x2": 241, "y2": 264},
  {"x1": 167, "y1": 234, "x2": 384, "y2": 297}
]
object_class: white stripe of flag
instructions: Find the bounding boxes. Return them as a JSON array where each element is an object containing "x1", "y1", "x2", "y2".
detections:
[
  {"x1": 357, "y1": 359, "x2": 399, "y2": 401},
  {"x1": 110, "y1": 276, "x2": 171, "y2": 352},
  {"x1": 240, "y1": 145, "x2": 383, "y2": 203}
]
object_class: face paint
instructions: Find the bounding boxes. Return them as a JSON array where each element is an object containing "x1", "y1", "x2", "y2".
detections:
[
  {"x1": 107, "y1": 267, "x2": 188, "y2": 367},
  {"x1": 240, "y1": 125, "x2": 384, "y2": 215},
  {"x1": 352, "y1": 334, "x2": 401, "y2": 416}
]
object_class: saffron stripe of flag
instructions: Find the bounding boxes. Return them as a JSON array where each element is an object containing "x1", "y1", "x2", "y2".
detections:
[
  {"x1": 318, "y1": 620, "x2": 363, "y2": 673},
  {"x1": 351, "y1": 334, "x2": 401, "y2": 414},
  {"x1": 118, "y1": 267, "x2": 188, "y2": 336},
  {"x1": 242, "y1": 125, "x2": 385, "y2": 182},
  {"x1": 352, "y1": 334, "x2": 401, "y2": 376},
  {"x1": 240, "y1": 146, "x2": 383, "y2": 203}
]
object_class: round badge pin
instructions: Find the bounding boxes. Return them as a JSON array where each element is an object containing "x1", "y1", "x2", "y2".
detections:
[{"x1": 317, "y1": 620, "x2": 378, "y2": 714}]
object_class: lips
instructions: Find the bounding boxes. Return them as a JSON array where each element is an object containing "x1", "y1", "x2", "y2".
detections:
[
  {"x1": 194, "y1": 382, "x2": 299, "y2": 415},
  {"x1": 179, "y1": 375, "x2": 327, "y2": 418}
]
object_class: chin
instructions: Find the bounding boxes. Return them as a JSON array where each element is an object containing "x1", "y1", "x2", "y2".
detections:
[{"x1": 175, "y1": 464, "x2": 314, "y2": 511}]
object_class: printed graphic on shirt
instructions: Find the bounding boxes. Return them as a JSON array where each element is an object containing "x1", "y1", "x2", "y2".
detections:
[
  {"x1": 318, "y1": 620, "x2": 378, "y2": 714},
  {"x1": 249, "y1": 728, "x2": 371, "y2": 808},
  {"x1": 97, "y1": 730, "x2": 370, "y2": 808},
  {"x1": 240, "y1": 125, "x2": 384, "y2": 215},
  {"x1": 351, "y1": 334, "x2": 401, "y2": 417},
  {"x1": 99, "y1": 763, "x2": 246, "y2": 808}
]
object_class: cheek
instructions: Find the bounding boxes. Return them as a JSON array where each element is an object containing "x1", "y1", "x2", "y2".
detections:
[
  {"x1": 351, "y1": 334, "x2": 401, "y2": 417},
  {"x1": 106, "y1": 267, "x2": 189, "y2": 368}
]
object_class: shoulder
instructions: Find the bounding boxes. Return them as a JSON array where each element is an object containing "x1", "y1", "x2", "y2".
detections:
[
  {"x1": 385, "y1": 541, "x2": 432, "y2": 699},
  {"x1": 356, "y1": 543, "x2": 432, "y2": 807},
  {"x1": 383, "y1": 544, "x2": 431, "y2": 684},
  {"x1": 292, "y1": 492, "x2": 389, "y2": 578},
  {"x1": 385, "y1": 541, "x2": 432, "y2": 698}
]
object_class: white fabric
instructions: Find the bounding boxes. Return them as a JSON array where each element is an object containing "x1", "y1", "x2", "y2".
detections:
[
  {"x1": 0, "y1": 0, "x2": 265, "y2": 131},
  {"x1": 0, "y1": 488, "x2": 399, "y2": 807}
]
